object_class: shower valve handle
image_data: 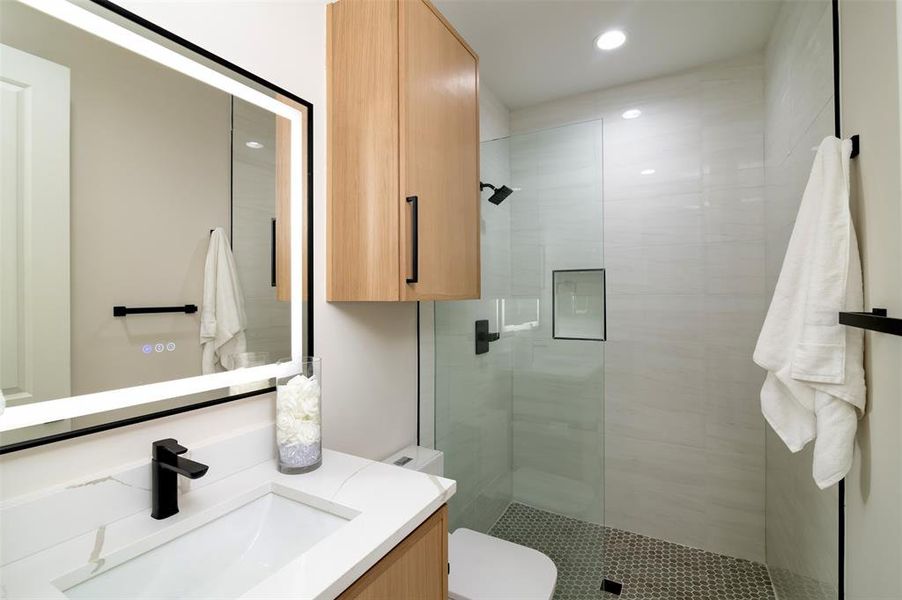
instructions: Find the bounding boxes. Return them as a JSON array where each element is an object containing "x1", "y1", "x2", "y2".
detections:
[{"x1": 475, "y1": 319, "x2": 500, "y2": 355}]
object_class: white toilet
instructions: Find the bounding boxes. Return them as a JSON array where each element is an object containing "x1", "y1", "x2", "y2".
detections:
[{"x1": 385, "y1": 446, "x2": 558, "y2": 600}]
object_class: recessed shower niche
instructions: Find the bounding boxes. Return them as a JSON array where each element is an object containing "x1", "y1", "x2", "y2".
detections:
[{"x1": 552, "y1": 269, "x2": 606, "y2": 341}]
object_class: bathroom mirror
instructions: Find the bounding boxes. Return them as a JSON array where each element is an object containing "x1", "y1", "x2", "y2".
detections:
[{"x1": 0, "y1": 0, "x2": 312, "y2": 451}]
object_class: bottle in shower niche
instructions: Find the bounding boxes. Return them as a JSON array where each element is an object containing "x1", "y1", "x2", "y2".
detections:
[{"x1": 276, "y1": 357, "x2": 322, "y2": 474}]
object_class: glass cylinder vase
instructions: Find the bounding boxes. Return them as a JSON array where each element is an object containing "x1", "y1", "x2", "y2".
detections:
[{"x1": 275, "y1": 357, "x2": 322, "y2": 474}]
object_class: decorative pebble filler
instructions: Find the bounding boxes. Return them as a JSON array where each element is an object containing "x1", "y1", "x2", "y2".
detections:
[{"x1": 488, "y1": 503, "x2": 777, "y2": 600}]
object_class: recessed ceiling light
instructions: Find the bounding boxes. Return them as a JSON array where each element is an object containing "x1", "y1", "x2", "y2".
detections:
[
  {"x1": 595, "y1": 30, "x2": 626, "y2": 51},
  {"x1": 640, "y1": 168, "x2": 656, "y2": 175},
  {"x1": 245, "y1": 141, "x2": 264, "y2": 149},
  {"x1": 622, "y1": 108, "x2": 642, "y2": 119}
]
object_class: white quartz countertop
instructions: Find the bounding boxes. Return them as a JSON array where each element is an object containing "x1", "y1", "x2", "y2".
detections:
[{"x1": 0, "y1": 449, "x2": 456, "y2": 599}]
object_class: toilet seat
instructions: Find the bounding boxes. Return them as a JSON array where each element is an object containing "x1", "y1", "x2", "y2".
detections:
[{"x1": 448, "y1": 528, "x2": 557, "y2": 600}]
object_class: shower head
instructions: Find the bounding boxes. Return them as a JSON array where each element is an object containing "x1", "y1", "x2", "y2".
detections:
[
  {"x1": 488, "y1": 185, "x2": 513, "y2": 205},
  {"x1": 480, "y1": 181, "x2": 514, "y2": 205}
]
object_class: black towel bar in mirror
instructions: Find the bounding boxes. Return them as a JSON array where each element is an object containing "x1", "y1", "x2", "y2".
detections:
[
  {"x1": 838, "y1": 308, "x2": 902, "y2": 336},
  {"x1": 113, "y1": 305, "x2": 198, "y2": 317}
]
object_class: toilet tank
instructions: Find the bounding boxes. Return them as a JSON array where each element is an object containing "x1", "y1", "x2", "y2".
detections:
[{"x1": 383, "y1": 445, "x2": 444, "y2": 476}]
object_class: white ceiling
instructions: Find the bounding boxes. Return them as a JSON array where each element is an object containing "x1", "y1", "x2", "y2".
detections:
[{"x1": 436, "y1": 0, "x2": 782, "y2": 109}]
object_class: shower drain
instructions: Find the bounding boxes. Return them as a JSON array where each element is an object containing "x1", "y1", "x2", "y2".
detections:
[{"x1": 601, "y1": 578, "x2": 623, "y2": 595}]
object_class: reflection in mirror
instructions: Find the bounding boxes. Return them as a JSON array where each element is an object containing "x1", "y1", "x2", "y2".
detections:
[
  {"x1": 0, "y1": 0, "x2": 309, "y2": 447},
  {"x1": 232, "y1": 98, "x2": 291, "y2": 368}
]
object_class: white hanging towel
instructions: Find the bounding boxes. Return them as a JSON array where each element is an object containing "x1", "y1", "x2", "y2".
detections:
[
  {"x1": 753, "y1": 136, "x2": 866, "y2": 489},
  {"x1": 200, "y1": 227, "x2": 247, "y2": 374}
]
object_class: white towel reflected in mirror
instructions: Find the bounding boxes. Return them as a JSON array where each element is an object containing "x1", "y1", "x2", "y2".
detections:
[{"x1": 200, "y1": 227, "x2": 248, "y2": 374}]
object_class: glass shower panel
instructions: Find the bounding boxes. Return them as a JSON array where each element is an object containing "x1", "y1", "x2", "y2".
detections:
[
  {"x1": 434, "y1": 119, "x2": 605, "y2": 534},
  {"x1": 434, "y1": 135, "x2": 514, "y2": 533},
  {"x1": 508, "y1": 121, "x2": 605, "y2": 524}
]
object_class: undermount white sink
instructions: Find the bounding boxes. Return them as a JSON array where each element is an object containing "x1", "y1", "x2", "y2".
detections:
[{"x1": 59, "y1": 487, "x2": 350, "y2": 599}]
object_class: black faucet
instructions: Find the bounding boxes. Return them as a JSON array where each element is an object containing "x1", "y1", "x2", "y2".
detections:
[{"x1": 151, "y1": 438, "x2": 209, "y2": 520}]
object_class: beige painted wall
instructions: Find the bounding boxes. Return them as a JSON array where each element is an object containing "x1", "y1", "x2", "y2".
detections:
[
  {"x1": 840, "y1": 2, "x2": 902, "y2": 599},
  {"x1": 1, "y1": 2, "x2": 231, "y2": 397}
]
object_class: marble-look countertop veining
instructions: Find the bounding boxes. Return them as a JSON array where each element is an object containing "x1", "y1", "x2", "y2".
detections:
[{"x1": 0, "y1": 449, "x2": 456, "y2": 599}]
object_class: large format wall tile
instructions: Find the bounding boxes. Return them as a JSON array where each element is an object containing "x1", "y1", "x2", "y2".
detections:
[{"x1": 604, "y1": 434, "x2": 709, "y2": 549}]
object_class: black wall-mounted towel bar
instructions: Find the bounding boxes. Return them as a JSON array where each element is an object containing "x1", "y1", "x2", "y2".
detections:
[
  {"x1": 113, "y1": 305, "x2": 198, "y2": 317},
  {"x1": 839, "y1": 308, "x2": 902, "y2": 337}
]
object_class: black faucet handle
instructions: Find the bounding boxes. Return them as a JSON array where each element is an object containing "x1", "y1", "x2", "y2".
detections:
[{"x1": 153, "y1": 438, "x2": 188, "y2": 460}]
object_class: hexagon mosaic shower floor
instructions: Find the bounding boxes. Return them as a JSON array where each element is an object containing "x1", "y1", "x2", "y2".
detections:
[{"x1": 487, "y1": 503, "x2": 776, "y2": 600}]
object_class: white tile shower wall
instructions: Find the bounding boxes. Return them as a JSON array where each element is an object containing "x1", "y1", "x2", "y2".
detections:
[
  {"x1": 432, "y1": 85, "x2": 513, "y2": 533},
  {"x1": 510, "y1": 53, "x2": 768, "y2": 562},
  {"x1": 762, "y1": 1, "x2": 838, "y2": 598}
]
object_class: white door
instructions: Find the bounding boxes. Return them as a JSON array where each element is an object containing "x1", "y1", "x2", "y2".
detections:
[{"x1": 0, "y1": 43, "x2": 70, "y2": 408}]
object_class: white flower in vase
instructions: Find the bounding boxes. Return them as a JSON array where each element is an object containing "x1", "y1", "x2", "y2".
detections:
[
  {"x1": 277, "y1": 373, "x2": 321, "y2": 444},
  {"x1": 300, "y1": 394, "x2": 320, "y2": 420},
  {"x1": 296, "y1": 421, "x2": 321, "y2": 445},
  {"x1": 276, "y1": 412, "x2": 301, "y2": 445}
]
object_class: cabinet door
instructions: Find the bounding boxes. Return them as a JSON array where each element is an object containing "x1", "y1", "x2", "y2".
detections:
[
  {"x1": 400, "y1": 0, "x2": 480, "y2": 301},
  {"x1": 327, "y1": 0, "x2": 401, "y2": 301},
  {"x1": 337, "y1": 506, "x2": 448, "y2": 599}
]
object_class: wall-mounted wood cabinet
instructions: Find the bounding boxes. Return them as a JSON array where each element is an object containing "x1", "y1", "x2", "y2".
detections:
[{"x1": 327, "y1": 0, "x2": 480, "y2": 302}]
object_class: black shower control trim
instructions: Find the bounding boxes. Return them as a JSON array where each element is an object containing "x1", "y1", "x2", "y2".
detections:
[{"x1": 475, "y1": 319, "x2": 500, "y2": 355}]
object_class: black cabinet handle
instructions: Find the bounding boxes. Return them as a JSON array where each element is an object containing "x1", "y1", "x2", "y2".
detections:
[
  {"x1": 406, "y1": 195, "x2": 418, "y2": 284},
  {"x1": 271, "y1": 218, "x2": 277, "y2": 288}
]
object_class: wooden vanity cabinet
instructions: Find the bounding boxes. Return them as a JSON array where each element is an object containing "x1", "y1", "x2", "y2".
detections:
[
  {"x1": 327, "y1": 0, "x2": 480, "y2": 302},
  {"x1": 337, "y1": 505, "x2": 448, "y2": 600}
]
